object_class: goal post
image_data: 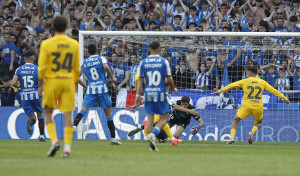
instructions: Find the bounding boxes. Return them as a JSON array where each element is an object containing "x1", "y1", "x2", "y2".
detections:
[{"x1": 77, "y1": 31, "x2": 300, "y2": 142}]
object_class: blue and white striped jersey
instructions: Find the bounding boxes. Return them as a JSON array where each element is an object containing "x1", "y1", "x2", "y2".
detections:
[
  {"x1": 129, "y1": 63, "x2": 139, "y2": 88},
  {"x1": 81, "y1": 55, "x2": 108, "y2": 94},
  {"x1": 15, "y1": 63, "x2": 39, "y2": 100},
  {"x1": 139, "y1": 55, "x2": 171, "y2": 102}
]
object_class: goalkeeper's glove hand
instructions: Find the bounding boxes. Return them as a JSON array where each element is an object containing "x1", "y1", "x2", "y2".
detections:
[{"x1": 190, "y1": 125, "x2": 201, "y2": 136}]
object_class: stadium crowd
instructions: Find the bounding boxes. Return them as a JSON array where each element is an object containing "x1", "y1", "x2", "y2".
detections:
[{"x1": 0, "y1": 0, "x2": 300, "y2": 107}]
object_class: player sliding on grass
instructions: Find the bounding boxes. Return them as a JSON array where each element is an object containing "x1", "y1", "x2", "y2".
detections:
[
  {"x1": 127, "y1": 95, "x2": 204, "y2": 141},
  {"x1": 73, "y1": 44, "x2": 121, "y2": 145},
  {"x1": 212, "y1": 66, "x2": 291, "y2": 144}
]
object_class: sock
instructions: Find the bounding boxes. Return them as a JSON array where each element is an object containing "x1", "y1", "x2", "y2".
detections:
[
  {"x1": 252, "y1": 126, "x2": 258, "y2": 133},
  {"x1": 64, "y1": 144, "x2": 71, "y2": 152},
  {"x1": 170, "y1": 137, "x2": 175, "y2": 140},
  {"x1": 151, "y1": 127, "x2": 160, "y2": 136},
  {"x1": 73, "y1": 110, "x2": 86, "y2": 127},
  {"x1": 64, "y1": 126, "x2": 73, "y2": 146},
  {"x1": 31, "y1": 118, "x2": 36, "y2": 125},
  {"x1": 230, "y1": 128, "x2": 236, "y2": 137},
  {"x1": 38, "y1": 118, "x2": 45, "y2": 136},
  {"x1": 162, "y1": 123, "x2": 173, "y2": 138},
  {"x1": 46, "y1": 123, "x2": 58, "y2": 142},
  {"x1": 106, "y1": 116, "x2": 116, "y2": 138}
]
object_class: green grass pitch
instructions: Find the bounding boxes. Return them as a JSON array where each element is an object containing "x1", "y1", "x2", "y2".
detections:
[{"x1": 0, "y1": 139, "x2": 300, "y2": 176}]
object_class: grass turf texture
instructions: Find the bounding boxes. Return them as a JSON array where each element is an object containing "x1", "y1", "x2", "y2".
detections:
[{"x1": 0, "y1": 140, "x2": 299, "y2": 176}]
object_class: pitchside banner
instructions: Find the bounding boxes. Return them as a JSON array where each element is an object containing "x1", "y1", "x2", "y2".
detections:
[{"x1": 0, "y1": 107, "x2": 299, "y2": 142}]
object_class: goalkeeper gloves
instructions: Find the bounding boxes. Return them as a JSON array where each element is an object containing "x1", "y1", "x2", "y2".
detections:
[{"x1": 190, "y1": 125, "x2": 201, "y2": 136}]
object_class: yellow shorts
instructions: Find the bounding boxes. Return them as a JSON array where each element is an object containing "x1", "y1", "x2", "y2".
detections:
[
  {"x1": 237, "y1": 105, "x2": 263, "y2": 124},
  {"x1": 42, "y1": 78, "x2": 75, "y2": 112}
]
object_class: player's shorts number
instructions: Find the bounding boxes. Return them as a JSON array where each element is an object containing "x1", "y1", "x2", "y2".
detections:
[
  {"x1": 146, "y1": 71, "x2": 161, "y2": 86},
  {"x1": 247, "y1": 86, "x2": 262, "y2": 99},
  {"x1": 90, "y1": 67, "x2": 99, "y2": 80},
  {"x1": 22, "y1": 76, "x2": 34, "y2": 88},
  {"x1": 52, "y1": 52, "x2": 73, "y2": 72}
]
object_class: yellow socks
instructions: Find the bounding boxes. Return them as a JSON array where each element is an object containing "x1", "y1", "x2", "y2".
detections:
[
  {"x1": 64, "y1": 127, "x2": 73, "y2": 145},
  {"x1": 162, "y1": 123, "x2": 173, "y2": 138},
  {"x1": 252, "y1": 126, "x2": 258, "y2": 133},
  {"x1": 46, "y1": 123, "x2": 57, "y2": 142},
  {"x1": 230, "y1": 128, "x2": 236, "y2": 137}
]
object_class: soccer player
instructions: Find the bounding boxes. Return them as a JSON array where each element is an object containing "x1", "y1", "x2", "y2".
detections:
[
  {"x1": 135, "y1": 41, "x2": 177, "y2": 151},
  {"x1": 38, "y1": 15, "x2": 80, "y2": 157},
  {"x1": 212, "y1": 66, "x2": 291, "y2": 144},
  {"x1": 169, "y1": 96, "x2": 204, "y2": 138},
  {"x1": 10, "y1": 51, "x2": 45, "y2": 141},
  {"x1": 72, "y1": 44, "x2": 121, "y2": 145}
]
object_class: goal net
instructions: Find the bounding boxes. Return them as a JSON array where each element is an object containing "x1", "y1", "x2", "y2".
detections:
[{"x1": 77, "y1": 31, "x2": 300, "y2": 142}]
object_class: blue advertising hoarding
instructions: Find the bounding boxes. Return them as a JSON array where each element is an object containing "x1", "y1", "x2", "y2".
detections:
[{"x1": 0, "y1": 107, "x2": 299, "y2": 142}]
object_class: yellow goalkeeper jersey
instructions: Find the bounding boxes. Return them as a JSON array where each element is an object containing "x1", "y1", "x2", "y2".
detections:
[
  {"x1": 218, "y1": 77, "x2": 287, "y2": 109},
  {"x1": 38, "y1": 34, "x2": 80, "y2": 83}
]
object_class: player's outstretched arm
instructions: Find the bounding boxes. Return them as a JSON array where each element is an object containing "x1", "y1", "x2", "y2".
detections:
[
  {"x1": 211, "y1": 79, "x2": 244, "y2": 95},
  {"x1": 172, "y1": 104, "x2": 198, "y2": 116},
  {"x1": 264, "y1": 82, "x2": 291, "y2": 106}
]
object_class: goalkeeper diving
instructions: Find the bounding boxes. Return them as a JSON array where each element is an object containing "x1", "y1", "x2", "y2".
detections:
[{"x1": 212, "y1": 66, "x2": 291, "y2": 144}]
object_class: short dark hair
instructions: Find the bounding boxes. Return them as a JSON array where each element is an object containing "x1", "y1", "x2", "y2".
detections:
[
  {"x1": 290, "y1": 16, "x2": 298, "y2": 22},
  {"x1": 88, "y1": 44, "x2": 97, "y2": 55},
  {"x1": 149, "y1": 41, "x2": 160, "y2": 50},
  {"x1": 24, "y1": 51, "x2": 35, "y2": 61},
  {"x1": 14, "y1": 18, "x2": 20, "y2": 23},
  {"x1": 181, "y1": 96, "x2": 190, "y2": 103},
  {"x1": 52, "y1": 15, "x2": 68, "y2": 32},
  {"x1": 248, "y1": 66, "x2": 258, "y2": 74},
  {"x1": 174, "y1": 15, "x2": 182, "y2": 20},
  {"x1": 3, "y1": 75, "x2": 11, "y2": 82},
  {"x1": 7, "y1": 16, "x2": 13, "y2": 20},
  {"x1": 190, "y1": 6, "x2": 197, "y2": 11}
]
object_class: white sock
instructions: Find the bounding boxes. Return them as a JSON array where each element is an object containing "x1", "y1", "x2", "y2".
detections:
[
  {"x1": 40, "y1": 135, "x2": 44, "y2": 139},
  {"x1": 52, "y1": 140, "x2": 58, "y2": 145},
  {"x1": 170, "y1": 137, "x2": 175, "y2": 140},
  {"x1": 64, "y1": 144, "x2": 71, "y2": 152}
]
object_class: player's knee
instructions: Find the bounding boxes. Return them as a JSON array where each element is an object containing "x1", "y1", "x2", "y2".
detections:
[{"x1": 233, "y1": 116, "x2": 241, "y2": 122}]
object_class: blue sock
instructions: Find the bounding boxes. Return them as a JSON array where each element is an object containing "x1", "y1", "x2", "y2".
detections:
[
  {"x1": 80, "y1": 110, "x2": 86, "y2": 116},
  {"x1": 152, "y1": 127, "x2": 160, "y2": 136},
  {"x1": 107, "y1": 116, "x2": 113, "y2": 121}
]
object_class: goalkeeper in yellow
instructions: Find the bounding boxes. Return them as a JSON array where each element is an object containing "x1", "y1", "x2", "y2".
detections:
[{"x1": 212, "y1": 66, "x2": 291, "y2": 144}]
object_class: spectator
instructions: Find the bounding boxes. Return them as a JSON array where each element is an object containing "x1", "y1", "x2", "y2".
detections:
[
  {"x1": 195, "y1": 58, "x2": 216, "y2": 90},
  {"x1": 173, "y1": 59, "x2": 193, "y2": 89},
  {"x1": 23, "y1": 4, "x2": 41, "y2": 30},
  {"x1": 66, "y1": 17, "x2": 79, "y2": 37},
  {"x1": 167, "y1": 0, "x2": 188, "y2": 27},
  {"x1": 12, "y1": 19, "x2": 22, "y2": 36},
  {"x1": 261, "y1": 64, "x2": 279, "y2": 86},
  {"x1": 288, "y1": 67, "x2": 300, "y2": 101},
  {"x1": 241, "y1": 16, "x2": 255, "y2": 32},
  {"x1": 0, "y1": 75, "x2": 21, "y2": 106},
  {"x1": 126, "y1": 53, "x2": 141, "y2": 107},
  {"x1": 187, "y1": 6, "x2": 200, "y2": 27},
  {"x1": 113, "y1": 53, "x2": 130, "y2": 108},
  {"x1": 20, "y1": 16, "x2": 33, "y2": 34},
  {"x1": 206, "y1": 58, "x2": 220, "y2": 91},
  {"x1": 2, "y1": 33, "x2": 17, "y2": 78}
]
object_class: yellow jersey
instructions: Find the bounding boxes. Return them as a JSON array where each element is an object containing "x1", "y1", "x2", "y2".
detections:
[
  {"x1": 218, "y1": 77, "x2": 287, "y2": 109},
  {"x1": 38, "y1": 34, "x2": 80, "y2": 83}
]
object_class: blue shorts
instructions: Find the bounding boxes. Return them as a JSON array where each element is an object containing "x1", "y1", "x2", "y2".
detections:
[
  {"x1": 144, "y1": 100, "x2": 170, "y2": 115},
  {"x1": 22, "y1": 98, "x2": 43, "y2": 116},
  {"x1": 82, "y1": 93, "x2": 111, "y2": 109}
]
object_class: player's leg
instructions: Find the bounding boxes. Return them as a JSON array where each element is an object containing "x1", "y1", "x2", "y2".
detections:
[
  {"x1": 35, "y1": 98, "x2": 45, "y2": 141},
  {"x1": 173, "y1": 125, "x2": 185, "y2": 139},
  {"x1": 59, "y1": 79, "x2": 76, "y2": 157},
  {"x1": 248, "y1": 108, "x2": 263, "y2": 144},
  {"x1": 36, "y1": 112, "x2": 45, "y2": 141},
  {"x1": 101, "y1": 93, "x2": 121, "y2": 145},
  {"x1": 73, "y1": 106, "x2": 88, "y2": 130},
  {"x1": 146, "y1": 114, "x2": 158, "y2": 151},
  {"x1": 161, "y1": 122, "x2": 181, "y2": 146},
  {"x1": 62, "y1": 111, "x2": 73, "y2": 157},
  {"x1": 228, "y1": 106, "x2": 251, "y2": 144},
  {"x1": 45, "y1": 107, "x2": 60, "y2": 157},
  {"x1": 22, "y1": 100, "x2": 37, "y2": 135},
  {"x1": 42, "y1": 79, "x2": 61, "y2": 157}
]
